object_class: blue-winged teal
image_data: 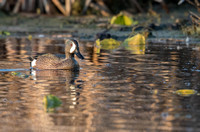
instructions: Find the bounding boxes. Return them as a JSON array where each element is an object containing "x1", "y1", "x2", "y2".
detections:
[{"x1": 30, "y1": 39, "x2": 84, "y2": 70}]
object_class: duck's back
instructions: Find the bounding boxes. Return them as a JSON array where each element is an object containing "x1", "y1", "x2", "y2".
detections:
[{"x1": 34, "y1": 53, "x2": 78, "y2": 70}]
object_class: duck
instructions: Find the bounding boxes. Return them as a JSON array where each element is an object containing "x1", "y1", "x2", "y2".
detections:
[{"x1": 30, "y1": 39, "x2": 84, "y2": 70}]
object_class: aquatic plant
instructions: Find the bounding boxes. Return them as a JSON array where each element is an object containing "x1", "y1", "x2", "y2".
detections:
[
  {"x1": 44, "y1": 94, "x2": 62, "y2": 112},
  {"x1": 110, "y1": 13, "x2": 138, "y2": 26}
]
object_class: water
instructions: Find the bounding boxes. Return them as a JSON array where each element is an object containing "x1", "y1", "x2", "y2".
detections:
[{"x1": 0, "y1": 37, "x2": 200, "y2": 132}]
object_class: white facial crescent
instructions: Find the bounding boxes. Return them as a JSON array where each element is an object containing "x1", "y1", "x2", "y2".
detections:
[{"x1": 70, "y1": 41, "x2": 76, "y2": 53}]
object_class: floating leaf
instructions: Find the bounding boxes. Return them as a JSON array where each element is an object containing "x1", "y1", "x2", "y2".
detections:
[
  {"x1": 95, "y1": 38, "x2": 121, "y2": 50},
  {"x1": 36, "y1": 8, "x2": 41, "y2": 15},
  {"x1": 0, "y1": 31, "x2": 10, "y2": 36},
  {"x1": 175, "y1": 89, "x2": 197, "y2": 97},
  {"x1": 11, "y1": 72, "x2": 18, "y2": 76},
  {"x1": 110, "y1": 13, "x2": 138, "y2": 26},
  {"x1": 182, "y1": 25, "x2": 200, "y2": 35},
  {"x1": 123, "y1": 34, "x2": 146, "y2": 54},
  {"x1": 95, "y1": 39, "x2": 101, "y2": 54},
  {"x1": 151, "y1": 89, "x2": 158, "y2": 95},
  {"x1": 124, "y1": 34, "x2": 145, "y2": 45},
  {"x1": 28, "y1": 35, "x2": 32, "y2": 40},
  {"x1": 11, "y1": 72, "x2": 29, "y2": 78},
  {"x1": 44, "y1": 94, "x2": 62, "y2": 112},
  {"x1": 4, "y1": 31, "x2": 10, "y2": 36}
]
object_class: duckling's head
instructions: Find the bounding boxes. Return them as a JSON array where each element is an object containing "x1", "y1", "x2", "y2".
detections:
[{"x1": 65, "y1": 39, "x2": 84, "y2": 59}]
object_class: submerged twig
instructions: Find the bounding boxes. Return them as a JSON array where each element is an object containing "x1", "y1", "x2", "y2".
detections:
[
  {"x1": 129, "y1": 0, "x2": 144, "y2": 13},
  {"x1": 189, "y1": 11, "x2": 200, "y2": 25},
  {"x1": 82, "y1": 0, "x2": 92, "y2": 15}
]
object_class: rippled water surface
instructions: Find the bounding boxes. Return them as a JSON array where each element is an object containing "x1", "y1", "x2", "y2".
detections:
[{"x1": 0, "y1": 37, "x2": 200, "y2": 132}]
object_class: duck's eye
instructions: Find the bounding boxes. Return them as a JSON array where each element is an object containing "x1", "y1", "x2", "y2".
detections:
[{"x1": 70, "y1": 43, "x2": 73, "y2": 47}]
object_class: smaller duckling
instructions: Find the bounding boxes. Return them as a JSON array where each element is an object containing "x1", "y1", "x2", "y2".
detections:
[{"x1": 30, "y1": 39, "x2": 84, "y2": 70}]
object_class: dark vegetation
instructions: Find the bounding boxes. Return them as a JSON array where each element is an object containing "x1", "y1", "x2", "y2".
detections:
[
  {"x1": 0, "y1": 0, "x2": 200, "y2": 40},
  {"x1": 0, "y1": 0, "x2": 195, "y2": 16}
]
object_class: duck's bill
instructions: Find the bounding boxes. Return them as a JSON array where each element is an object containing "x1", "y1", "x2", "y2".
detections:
[{"x1": 75, "y1": 51, "x2": 84, "y2": 59}]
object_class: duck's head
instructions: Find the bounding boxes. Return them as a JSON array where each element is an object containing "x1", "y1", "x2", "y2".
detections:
[{"x1": 65, "y1": 39, "x2": 84, "y2": 59}]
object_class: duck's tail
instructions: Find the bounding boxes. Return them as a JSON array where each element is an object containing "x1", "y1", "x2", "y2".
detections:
[{"x1": 28, "y1": 57, "x2": 37, "y2": 68}]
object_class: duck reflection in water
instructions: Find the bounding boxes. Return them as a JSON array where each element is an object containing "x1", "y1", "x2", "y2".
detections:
[
  {"x1": 30, "y1": 69, "x2": 80, "y2": 81},
  {"x1": 28, "y1": 39, "x2": 84, "y2": 111},
  {"x1": 28, "y1": 39, "x2": 84, "y2": 116}
]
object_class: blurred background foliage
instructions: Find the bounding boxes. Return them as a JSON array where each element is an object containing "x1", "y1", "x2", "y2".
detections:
[
  {"x1": 1, "y1": 0, "x2": 200, "y2": 36},
  {"x1": 0, "y1": 0, "x2": 195, "y2": 16}
]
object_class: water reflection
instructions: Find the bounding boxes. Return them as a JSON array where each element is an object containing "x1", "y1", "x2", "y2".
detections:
[{"x1": 0, "y1": 37, "x2": 200, "y2": 131}]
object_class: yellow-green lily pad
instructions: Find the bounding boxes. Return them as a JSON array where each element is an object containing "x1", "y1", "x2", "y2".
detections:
[
  {"x1": 96, "y1": 38, "x2": 121, "y2": 51},
  {"x1": 44, "y1": 94, "x2": 62, "y2": 112},
  {"x1": 0, "y1": 31, "x2": 10, "y2": 36},
  {"x1": 123, "y1": 34, "x2": 146, "y2": 54},
  {"x1": 11, "y1": 72, "x2": 29, "y2": 78},
  {"x1": 175, "y1": 89, "x2": 197, "y2": 97},
  {"x1": 110, "y1": 13, "x2": 138, "y2": 26}
]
